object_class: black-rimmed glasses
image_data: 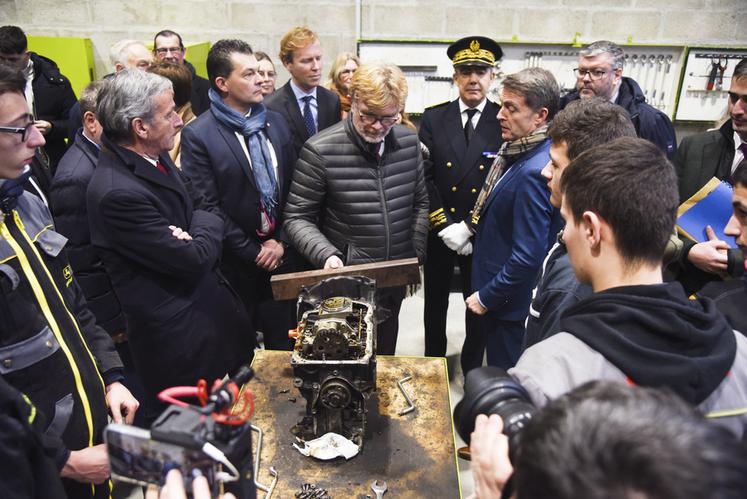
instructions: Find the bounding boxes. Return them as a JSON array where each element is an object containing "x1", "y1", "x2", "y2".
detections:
[
  {"x1": 155, "y1": 46, "x2": 183, "y2": 55},
  {"x1": 0, "y1": 122, "x2": 34, "y2": 142},
  {"x1": 573, "y1": 68, "x2": 608, "y2": 80},
  {"x1": 357, "y1": 109, "x2": 400, "y2": 127}
]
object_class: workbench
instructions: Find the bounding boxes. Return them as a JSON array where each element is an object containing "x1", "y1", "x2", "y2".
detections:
[{"x1": 247, "y1": 350, "x2": 461, "y2": 498}]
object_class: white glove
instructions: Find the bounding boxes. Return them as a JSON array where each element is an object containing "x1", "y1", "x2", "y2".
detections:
[
  {"x1": 438, "y1": 221, "x2": 473, "y2": 252},
  {"x1": 457, "y1": 242, "x2": 473, "y2": 256}
]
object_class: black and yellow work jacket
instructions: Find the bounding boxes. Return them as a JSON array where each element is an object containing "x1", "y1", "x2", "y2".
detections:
[{"x1": 0, "y1": 191, "x2": 122, "y2": 499}]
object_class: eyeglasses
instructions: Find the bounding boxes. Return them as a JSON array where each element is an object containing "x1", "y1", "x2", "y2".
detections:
[
  {"x1": 573, "y1": 68, "x2": 608, "y2": 80},
  {"x1": 258, "y1": 70, "x2": 277, "y2": 79},
  {"x1": 0, "y1": 122, "x2": 34, "y2": 142},
  {"x1": 155, "y1": 46, "x2": 183, "y2": 55},
  {"x1": 357, "y1": 109, "x2": 400, "y2": 127},
  {"x1": 728, "y1": 92, "x2": 747, "y2": 105}
]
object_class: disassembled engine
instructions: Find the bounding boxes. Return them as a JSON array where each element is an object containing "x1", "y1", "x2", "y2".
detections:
[{"x1": 290, "y1": 276, "x2": 377, "y2": 449}]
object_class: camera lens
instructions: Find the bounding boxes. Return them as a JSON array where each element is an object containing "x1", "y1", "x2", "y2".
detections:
[{"x1": 453, "y1": 366, "x2": 535, "y2": 451}]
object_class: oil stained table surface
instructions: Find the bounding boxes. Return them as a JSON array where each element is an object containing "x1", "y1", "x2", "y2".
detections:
[{"x1": 247, "y1": 350, "x2": 461, "y2": 498}]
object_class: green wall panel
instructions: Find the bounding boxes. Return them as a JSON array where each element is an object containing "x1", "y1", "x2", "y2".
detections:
[{"x1": 27, "y1": 36, "x2": 95, "y2": 97}]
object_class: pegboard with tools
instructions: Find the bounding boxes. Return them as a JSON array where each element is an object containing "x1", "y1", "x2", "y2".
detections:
[
  {"x1": 358, "y1": 40, "x2": 684, "y2": 117},
  {"x1": 674, "y1": 48, "x2": 747, "y2": 123}
]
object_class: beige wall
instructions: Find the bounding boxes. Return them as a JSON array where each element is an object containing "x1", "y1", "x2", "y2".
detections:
[{"x1": 2, "y1": 0, "x2": 745, "y2": 84}]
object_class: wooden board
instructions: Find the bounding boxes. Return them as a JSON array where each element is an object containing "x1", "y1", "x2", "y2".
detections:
[
  {"x1": 269, "y1": 258, "x2": 421, "y2": 301},
  {"x1": 247, "y1": 351, "x2": 461, "y2": 498}
]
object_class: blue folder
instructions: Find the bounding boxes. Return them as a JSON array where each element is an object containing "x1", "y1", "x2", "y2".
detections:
[{"x1": 676, "y1": 178, "x2": 736, "y2": 248}]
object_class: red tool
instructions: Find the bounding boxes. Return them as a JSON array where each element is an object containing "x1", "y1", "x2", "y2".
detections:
[{"x1": 158, "y1": 366, "x2": 256, "y2": 426}]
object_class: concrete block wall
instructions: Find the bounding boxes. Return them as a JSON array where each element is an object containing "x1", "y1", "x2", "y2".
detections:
[
  {"x1": 2, "y1": 0, "x2": 745, "y2": 84},
  {"x1": 1, "y1": 0, "x2": 745, "y2": 136}
]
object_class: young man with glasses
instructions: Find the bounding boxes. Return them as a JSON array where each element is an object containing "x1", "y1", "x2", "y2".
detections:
[
  {"x1": 284, "y1": 62, "x2": 429, "y2": 355},
  {"x1": 0, "y1": 65, "x2": 138, "y2": 498},
  {"x1": 560, "y1": 40, "x2": 676, "y2": 159},
  {"x1": 419, "y1": 36, "x2": 503, "y2": 377},
  {"x1": 153, "y1": 29, "x2": 210, "y2": 115}
]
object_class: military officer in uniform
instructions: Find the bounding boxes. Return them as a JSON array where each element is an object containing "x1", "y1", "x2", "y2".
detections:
[{"x1": 420, "y1": 36, "x2": 503, "y2": 376}]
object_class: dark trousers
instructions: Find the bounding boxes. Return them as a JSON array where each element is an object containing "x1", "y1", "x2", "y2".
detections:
[
  {"x1": 424, "y1": 233, "x2": 486, "y2": 374},
  {"x1": 483, "y1": 314, "x2": 524, "y2": 370},
  {"x1": 222, "y1": 249, "x2": 298, "y2": 352},
  {"x1": 376, "y1": 286, "x2": 406, "y2": 355}
]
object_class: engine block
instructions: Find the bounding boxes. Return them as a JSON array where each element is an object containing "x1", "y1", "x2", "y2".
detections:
[{"x1": 290, "y1": 277, "x2": 377, "y2": 449}]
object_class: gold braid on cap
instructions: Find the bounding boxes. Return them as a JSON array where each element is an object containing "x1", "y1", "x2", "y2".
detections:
[{"x1": 452, "y1": 40, "x2": 496, "y2": 65}]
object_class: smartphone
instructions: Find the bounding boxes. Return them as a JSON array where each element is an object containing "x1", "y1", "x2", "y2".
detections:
[{"x1": 104, "y1": 423, "x2": 217, "y2": 488}]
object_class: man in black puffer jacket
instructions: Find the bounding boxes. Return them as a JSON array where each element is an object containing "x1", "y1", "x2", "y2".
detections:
[{"x1": 284, "y1": 62, "x2": 429, "y2": 355}]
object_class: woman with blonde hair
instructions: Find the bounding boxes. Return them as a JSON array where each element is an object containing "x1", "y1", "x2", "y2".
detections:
[
  {"x1": 255, "y1": 51, "x2": 277, "y2": 96},
  {"x1": 327, "y1": 52, "x2": 360, "y2": 118}
]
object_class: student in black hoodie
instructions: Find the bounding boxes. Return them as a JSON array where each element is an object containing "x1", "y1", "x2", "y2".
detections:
[
  {"x1": 510, "y1": 137, "x2": 747, "y2": 438},
  {"x1": 524, "y1": 98, "x2": 636, "y2": 349}
]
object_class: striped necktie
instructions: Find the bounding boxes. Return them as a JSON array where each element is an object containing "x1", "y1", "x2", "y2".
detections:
[{"x1": 302, "y1": 95, "x2": 316, "y2": 137}]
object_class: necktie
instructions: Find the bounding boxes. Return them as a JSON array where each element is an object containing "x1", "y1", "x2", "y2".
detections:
[
  {"x1": 302, "y1": 95, "x2": 316, "y2": 137},
  {"x1": 464, "y1": 108, "x2": 478, "y2": 144},
  {"x1": 155, "y1": 159, "x2": 168, "y2": 175},
  {"x1": 735, "y1": 143, "x2": 747, "y2": 174}
]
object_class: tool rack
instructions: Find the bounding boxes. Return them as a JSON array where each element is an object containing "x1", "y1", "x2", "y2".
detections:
[{"x1": 358, "y1": 39, "x2": 746, "y2": 122}]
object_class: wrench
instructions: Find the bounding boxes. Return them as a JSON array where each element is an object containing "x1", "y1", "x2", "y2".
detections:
[
  {"x1": 397, "y1": 375, "x2": 415, "y2": 416},
  {"x1": 251, "y1": 424, "x2": 278, "y2": 497},
  {"x1": 371, "y1": 480, "x2": 387, "y2": 498}
]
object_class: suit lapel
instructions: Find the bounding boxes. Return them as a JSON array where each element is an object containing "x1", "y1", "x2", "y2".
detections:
[
  {"x1": 75, "y1": 134, "x2": 99, "y2": 165},
  {"x1": 131, "y1": 153, "x2": 187, "y2": 203},
  {"x1": 705, "y1": 139, "x2": 733, "y2": 181},
  {"x1": 316, "y1": 88, "x2": 335, "y2": 130},
  {"x1": 446, "y1": 102, "x2": 468, "y2": 166},
  {"x1": 283, "y1": 83, "x2": 309, "y2": 143},
  {"x1": 453, "y1": 112, "x2": 493, "y2": 185},
  {"x1": 264, "y1": 116, "x2": 287, "y2": 192},
  {"x1": 483, "y1": 156, "x2": 524, "y2": 212},
  {"x1": 215, "y1": 121, "x2": 257, "y2": 189}
]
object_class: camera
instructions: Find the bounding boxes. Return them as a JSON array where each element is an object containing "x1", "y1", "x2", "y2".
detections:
[
  {"x1": 453, "y1": 366, "x2": 536, "y2": 457},
  {"x1": 106, "y1": 366, "x2": 257, "y2": 498}
]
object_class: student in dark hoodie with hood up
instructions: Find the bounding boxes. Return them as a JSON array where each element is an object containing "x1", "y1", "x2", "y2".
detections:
[{"x1": 509, "y1": 137, "x2": 747, "y2": 438}]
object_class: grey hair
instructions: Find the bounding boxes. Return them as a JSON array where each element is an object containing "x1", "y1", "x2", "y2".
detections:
[
  {"x1": 97, "y1": 69, "x2": 173, "y2": 144},
  {"x1": 109, "y1": 39, "x2": 148, "y2": 68},
  {"x1": 580, "y1": 40, "x2": 625, "y2": 70},
  {"x1": 78, "y1": 80, "x2": 105, "y2": 116},
  {"x1": 502, "y1": 67, "x2": 560, "y2": 120}
]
